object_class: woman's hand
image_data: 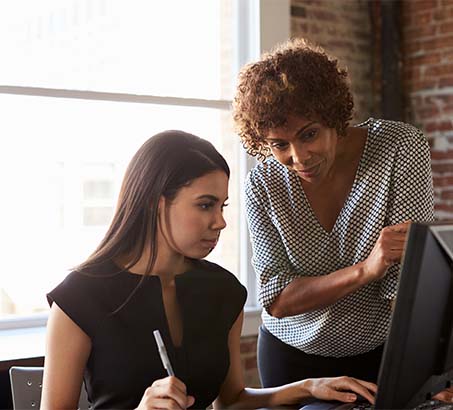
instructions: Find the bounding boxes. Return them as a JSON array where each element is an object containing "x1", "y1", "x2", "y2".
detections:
[
  {"x1": 136, "y1": 376, "x2": 195, "y2": 410},
  {"x1": 434, "y1": 387, "x2": 453, "y2": 403},
  {"x1": 305, "y1": 376, "x2": 377, "y2": 404},
  {"x1": 363, "y1": 221, "x2": 411, "y2": 282}
]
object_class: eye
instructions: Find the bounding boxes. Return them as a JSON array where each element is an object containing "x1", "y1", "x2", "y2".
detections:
[
  {"x1": 198, "y1": 202, "x2": 215, "y2": 210},
  {"x1": 221, "y1": 203, "x2": 229, "y2": 211},
  {"x1": 269, "y1": 142, "x2": 288, "y2": 151},
  {"x1": 300, "y1": 128, "x2": 318, "y2": 141}
]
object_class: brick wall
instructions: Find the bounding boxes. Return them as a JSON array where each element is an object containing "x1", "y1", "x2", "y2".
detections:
[
  {"x1": 402, "y1": 0, "x2": 453, "y2": 219},
  {"x1": 290, "y1": 0, "x2": 375, "y2": 123}
]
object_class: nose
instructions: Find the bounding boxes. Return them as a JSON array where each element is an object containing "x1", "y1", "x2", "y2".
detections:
[
  {"x1": 212, "y1": 210, "x2": 227, "y2": 231},
  {"x1": 289, "y1": 143, "x2": 310, "y2": 165}
]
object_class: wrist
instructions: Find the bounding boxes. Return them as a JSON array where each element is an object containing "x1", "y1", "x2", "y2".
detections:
[{"x1": 357, "y1": 260, "x2": 375, "y2": 285}]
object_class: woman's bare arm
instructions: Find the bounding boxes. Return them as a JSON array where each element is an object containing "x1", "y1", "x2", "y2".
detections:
[{"x1": 40, "y1": 303, "x2": 91, "y2": 410}]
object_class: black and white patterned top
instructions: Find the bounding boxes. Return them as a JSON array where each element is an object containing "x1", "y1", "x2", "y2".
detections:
[{"x1": 245, "y1": 118, "x2": 434, "y2": 357}]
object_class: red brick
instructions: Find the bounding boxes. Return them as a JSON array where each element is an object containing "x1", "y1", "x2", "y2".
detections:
[
  {"x1": 244, "y1": 357, "x2": 257, "y2": 370},
  {"x1": 415, "y1": 105, "x2": 441, "y2": 119},
  {"x1": 408, "y1": 79, "x2": 438, "y2": 91},
  {"x1": 406, "y1": 0, "x2": 439, "y2": 13},
  {"x1": 433, "y1": 7, "x2": 453, "y2": 20},
  {"x1": 309, "y1": 9, "x2": 338, "y2": 22},
  {"x1": 404, "y1": 25, "x2": 437, "y2": 40},
  {"x1": 407, "y1": 10, "x2": 434, "y2": 26},
  {"x1": 440, "y1": 190, "x2": 453, "y2": 199},
  {"x1": 440, "y1": 22, "x2": 453, "y2": 34},
  {"x1": 441, "y1": 0, "x2": 453, "y2": 6},
  {"x1": 408, "y1": 52, "x2": 442, "y2": 66},
  {"x1": 426, "y1": 120, "x2": 453, "y2": 132},
  {"x1": 425, "y1": 94, "x2": 453, "y2": 106},
  {"x1": 432, "y1": 162, "x2": 453, "y2": 173},
  {"x1": 431, "y1": 150, "x2": 453, "y2": 160},
  {"x1": 433, "y1": 176, "x2": 453, "y2": 186},
  {"x1": 404, "y1": 41, "x2": 423, "y2": 55},
  {"x1": 434, "y1": 203, "x2": 453, "y2": 213},
  {"x1": 425, "y1": 63, "x2": 453, "y2": 77},
  {"x1": 439, "y1": 76, "x2": 453, "y2": 87},
  {"x1": 422, "y1": 35, "x2": 453, "y2": 51}
]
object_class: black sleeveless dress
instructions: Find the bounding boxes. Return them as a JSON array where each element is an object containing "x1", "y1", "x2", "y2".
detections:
[{"x1": 47, "y1": 259, "x2": 247, "y2": 409}]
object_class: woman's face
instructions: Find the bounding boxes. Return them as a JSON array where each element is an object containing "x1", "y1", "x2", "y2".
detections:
[
  {"x1": 265, "y1": 114, "x2": 339, "y2": 184},
  {"x1": 159, "y1": 170, "x2": 229, "y2": 259}
]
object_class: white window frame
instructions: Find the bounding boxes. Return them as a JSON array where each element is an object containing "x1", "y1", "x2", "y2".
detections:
[{"x1": 0, "y1": 0, "x2": 290, "y2": 338}]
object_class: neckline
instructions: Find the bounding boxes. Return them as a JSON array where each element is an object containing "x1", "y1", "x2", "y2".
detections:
[{"x1": 298, "y1": 119, "x2": 371, "y2": 236}]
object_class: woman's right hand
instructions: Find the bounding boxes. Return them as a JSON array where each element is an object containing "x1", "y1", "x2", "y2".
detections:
[
  {"x1": 362, "y1": 221, "x2": 411, "y2": 282},
  {"x1": 136, "y1": 376, "x2": 195, "y2": 410}
]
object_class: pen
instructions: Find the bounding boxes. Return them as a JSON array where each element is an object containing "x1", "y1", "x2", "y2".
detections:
[{"x1": 153, "y1": 329, "x2": 175, "y2": 377}]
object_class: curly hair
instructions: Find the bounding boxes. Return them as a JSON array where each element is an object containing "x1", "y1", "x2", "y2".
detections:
[{"x1": 232, "y1": 38, "x2": 354, "y2": 160}]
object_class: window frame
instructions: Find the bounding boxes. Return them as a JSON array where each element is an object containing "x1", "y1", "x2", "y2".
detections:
[{"x1": 0, "y1": 0, "x2": 290, "y2": 336}]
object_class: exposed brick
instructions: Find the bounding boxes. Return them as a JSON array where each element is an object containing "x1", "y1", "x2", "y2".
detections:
[
  {"x1": 431, "y1": 150, "x2": 453, "y2": 160},
  {"x1": 406, "y1": 0, "x2": 439, "y2": 13},
  {"x1": 434, "y1": 203, "x2": 453, "y2": 213},
  {"x1": 424, "y1": 63, "x2": 453, "y2": 77},
  {"x1": 403, "y1": 24, "x2": 437, "y2": 40},
  {"x1": 432, "y1": 162, "x2": 453, "y2": 173},
  {"x1": 440, "y1": 190, "x2": 453, "y2": 199},
  {"x1": 440, "y1": 22, "x2": 453, "y2": 34},
  {"x1": 309, "y1": 9, "x2": 338, "y2": 22},
  {"x1": 407, "y1": 52, "x2": 441, "y2": 66},
  {"x1": 244, "y1": 356, "x2": 257, "y2": 370},
  {"x1": 433, "y1": 175, "x2": 453, "y2": 186},
  {"x1": 421, "y1": 35, "x2": 453, "y2": 51},
  {"x1": 439, "y1": 76, "x2": 453, "y2": 87},
  {"x1": 415, "y1": 105, "x2": 441, "y2": 119},
  {"x1": 426, "y1": 120, "x2": 453, "y2": 132}
]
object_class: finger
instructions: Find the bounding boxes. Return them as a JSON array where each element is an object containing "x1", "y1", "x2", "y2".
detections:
[
  {"x1": 187, "y1": 396, "x2": 195, "y2": 407},
  {"x1": 151, "y1": 397, "x2": 184, "y2": 410},
  {"x1": 351, "y1": 379, "x2": 378, "y2": 394},
  {"x1": 433, "y1": 390, "x2": 453, "y2": 403},
  {"x1": 153, "y1": 377, "x2": 188, "y2": 395},
  {"x1": 335, "y1": 379, "x2": 376, "y2": 404},
  {"x1": 151, "y1": 385, "x2": 190, "y2": 410},
  {"x1": 327, "y1": 390, "x2": 358, "y2": 403}
]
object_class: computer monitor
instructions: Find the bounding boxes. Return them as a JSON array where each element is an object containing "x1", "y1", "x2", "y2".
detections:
[{"x1": 375, "y1": 222, "x2": 453, "y2": 409}]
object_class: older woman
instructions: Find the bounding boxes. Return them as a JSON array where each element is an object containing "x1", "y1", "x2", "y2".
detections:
[{"x1": 233, "y1": 38, "x2": 434, "y2": 387}]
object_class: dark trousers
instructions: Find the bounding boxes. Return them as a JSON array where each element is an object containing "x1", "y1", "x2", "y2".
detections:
[{"x1": 257, "y1": 325, "x2": 384, "y2": 387}]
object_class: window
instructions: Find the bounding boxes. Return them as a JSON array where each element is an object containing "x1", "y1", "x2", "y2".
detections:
[{"x1": 0, "y1": 0, "x2": 290, "y2": 331}]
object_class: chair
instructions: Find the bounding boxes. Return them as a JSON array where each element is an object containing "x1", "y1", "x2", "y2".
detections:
[{"x1": 9, "y1": 366, "x2": 90, "y2": 410}]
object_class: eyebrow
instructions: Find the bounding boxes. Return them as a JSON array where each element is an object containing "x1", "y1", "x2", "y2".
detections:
[
  {"x1": 195, "y1": 194, "x2": 228, "y2": 202},
  {"x1": 266, "y1": 121, "x2": 317, "y2": 142}
]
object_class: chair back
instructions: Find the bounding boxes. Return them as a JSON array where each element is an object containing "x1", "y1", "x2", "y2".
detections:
[{"x1": 9, "y1": 366, "x2": 90, "y2": 410}]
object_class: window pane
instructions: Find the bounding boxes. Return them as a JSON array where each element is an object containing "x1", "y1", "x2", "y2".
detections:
[
  {"x1": 0, "y1": 94, "x2": 240, "y2": 317},
  {"x1": 0, "y1": 0, "x2": 234, "y2": 99}
]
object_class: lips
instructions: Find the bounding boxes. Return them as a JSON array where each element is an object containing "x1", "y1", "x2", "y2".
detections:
[
  {"x1": 201, "y1": 238, "x2": 218, "y2": 248},
  {"x1": 294, "y1": 162, "x2": 321, "y2": 177}
]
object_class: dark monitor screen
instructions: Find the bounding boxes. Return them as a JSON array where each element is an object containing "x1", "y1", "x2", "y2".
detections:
[{"x1": 375, "y1": 222, "x2": 453, "y2": 409}]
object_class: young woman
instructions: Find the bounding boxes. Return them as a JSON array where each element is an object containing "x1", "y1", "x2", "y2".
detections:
[{"x1": 41, "y1": 130, "x2": 377, "y2": 410}]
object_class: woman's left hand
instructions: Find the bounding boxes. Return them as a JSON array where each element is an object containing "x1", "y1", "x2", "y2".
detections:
[
  {"x1": 433, "y1": 387, "x2": 453, "y2": 403},
  {"x1": 304, "y1": 376, "x2": 377, "y2": 404}
]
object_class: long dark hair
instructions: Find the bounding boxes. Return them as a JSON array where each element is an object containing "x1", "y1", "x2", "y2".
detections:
[{"x1": 75, "y1": 130, "x2": 230, "y2": 277}]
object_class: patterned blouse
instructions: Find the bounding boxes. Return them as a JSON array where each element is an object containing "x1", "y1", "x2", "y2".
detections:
[{"x1": 245, "y1": 118, "x2": 434, "y2": 357}]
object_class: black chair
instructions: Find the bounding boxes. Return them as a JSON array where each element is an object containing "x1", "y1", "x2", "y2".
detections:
[{"x1": 9, "y1": 366, "x2": 90, "y2": 410}]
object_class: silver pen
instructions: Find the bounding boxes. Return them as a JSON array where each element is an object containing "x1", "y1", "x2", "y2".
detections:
[{"x1": 153, "y1": 329, "x2": 175, "y2": 376}]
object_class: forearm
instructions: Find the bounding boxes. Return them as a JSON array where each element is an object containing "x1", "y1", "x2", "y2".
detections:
[
  {"x1": 216, "y1": 381, "x2": 312, "y2": 409},
  {"x1": 269, "y1": 261, "x2": 371, "y2": 318}
]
